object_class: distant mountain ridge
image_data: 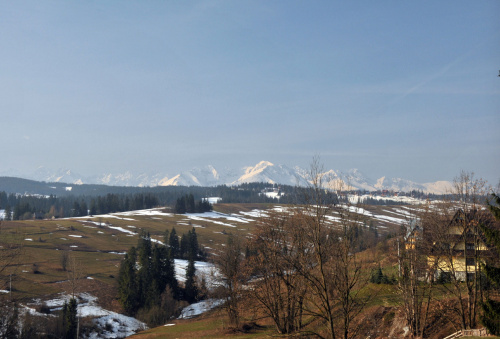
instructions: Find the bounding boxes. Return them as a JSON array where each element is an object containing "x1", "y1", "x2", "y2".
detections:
[{"x1": 5, "y1": 161, "x2": 453, "y2": 194}]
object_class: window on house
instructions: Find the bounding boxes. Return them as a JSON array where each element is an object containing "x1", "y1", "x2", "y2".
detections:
[
  {"x1": 466, "y1": 257, "x2": 475, "y2": 266},
  {"x1": 466, "y1": 243, "x2": 475, "y2": 250}
]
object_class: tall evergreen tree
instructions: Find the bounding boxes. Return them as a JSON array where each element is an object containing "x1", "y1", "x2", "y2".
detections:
[
  {"x1": 175, "y1": 196, "x2": 186, "y2": 214},
  {"x1": 79, "y1": 200, "x2": 88, "y2": 217},
  {"x1": 137, "y1": 230, "x2": 152, "y2": 266},
  {"x1": 188, "y1": 228, "x2": 199, "y2": 260},
  {"x1": 186, "y1": 194, "x2": 195, "y2": 213},
  {"x1": 169, "y1": 228, "x2": 180, "y2": 259},
  {"x1": 137, "y1": 231, "x2": 153, "y2": 307},
  {"x1": 89, "y1": 199, "x2": 97, "y2": 215},
  {"x1": 163, "y1": 229, "x2": 169, "y2": 246},
  {"x1": 62, "y1": 298, "x2": 78, "y2": 339},
  {"x1": 118, "y1": 249, "x2": 139, "y2": 314},
  {"x1": 184, "y1": 257, "x2": 198, "y2": 303},
  {"x1": 180, "y1": 233, "x2": 188, "y2": 259}
]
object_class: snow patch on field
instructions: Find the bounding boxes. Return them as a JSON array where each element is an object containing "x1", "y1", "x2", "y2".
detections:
[
  {"x1": 107, "y1": 226, "x2": 136, "y2": 235},
  {"x1": 174, "y1": 259, "x2": 217, "y2": 286},
  {"x1": 26, "y1": 293, "x2": 146, "y2": 338},
  {"x1": 116, "y1": 208, "x2": 172, "y2": 217},
  {"x1": 178, "y1": 299, "x2": 224, "y2": 319},
  {"x1": 186, "y1": 211, "x2": 252, "y2": 223}
]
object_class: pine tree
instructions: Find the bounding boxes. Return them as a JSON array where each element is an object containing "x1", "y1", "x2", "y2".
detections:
[
  {"x1": 89, "y1": 199, "x2": 97, "y2": 215},
  {"x1": 118, "y1": 249, "x2": 138, "y2": 314},
  {"x1": 188, "y1": 228, "x2": 199, "y2": 260},
  {"x1": 169, "y1": 228, "x2": 180, "y2": 259},
  {"x1": 137, "y1": 231, "x2": 153, "y2": 307},
  {"x1": 184, "y1": 257, "x2": 198, "y2": 303},
  {"x1": 175, "y1": 196, "x2": 186, "y2": 214},
  {"x1": 137, "y1": 230, "x2": 152, "y2": 266},
  {"x1": 72, "y1": 201, "x2": 80, "y2": 217},
  {"x1": 163, "y1": 229, "x2": 169, "y2": 246},
  {"x1": 62, "y1": 298, "x2": 78, "y2": 339},
  {"x1": 480, "y1": 193, "x2": 500, "y2": 335},
  {"x1": 370, "y1": 266, "x2": 384, "y2": 284},
  {"x1": 186, "y1": 194, "x2": 195, "y2": 213},
  {"x1": 180, "y1": 233, "x2": 188, "y2": 259},
  {"x1": 13, "y1": 204, "x2": 20, "y2": 220},
  {"x1": 79, "y1": 200, "x2": 87, "y2": 216}
]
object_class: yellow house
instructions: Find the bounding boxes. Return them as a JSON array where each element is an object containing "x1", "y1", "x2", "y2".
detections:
[{"x1": 427, "y1": 209, "x2": 491, "y2": 282}]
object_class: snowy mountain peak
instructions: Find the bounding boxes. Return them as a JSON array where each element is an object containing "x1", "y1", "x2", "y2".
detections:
[
  {"x1": 207, "y1": 165, "x2": 219, "y2": 180},
  {"x1": 15, "y1": 162, "x2": 453, "y2": 194},
  {"x1": 245, "y1": 161, "x2": 274, "y2": 174},
  {"x1": 375, "y1": 177, "x2": 386, "y2": 189}
]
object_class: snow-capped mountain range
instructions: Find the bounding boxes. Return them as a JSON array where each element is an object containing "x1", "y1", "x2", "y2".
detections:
[{"x1": 5, "y1": 161, "x2": 453, "y2": 194}]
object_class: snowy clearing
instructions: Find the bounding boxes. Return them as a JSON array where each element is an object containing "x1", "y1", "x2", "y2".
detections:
[{"x1": 186, "y1": 215, "x2": 237, "y2": 227}]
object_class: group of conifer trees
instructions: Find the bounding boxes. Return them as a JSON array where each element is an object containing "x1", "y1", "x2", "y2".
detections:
[
  {"x1": 0, "y1": 191, "x2": 159, "y2": 220},
  {"x1": 164, "y1": 227, "x2": 206, "y2": 261},
  {"x1": 118, "y1": 227, "x2": 204, "y2": 326},
  {"x1": 174, "y1": 194, "x2": 212, "y2": 214}
]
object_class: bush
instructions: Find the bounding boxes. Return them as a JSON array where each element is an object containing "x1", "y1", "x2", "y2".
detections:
[
  {"x1": 136, "y1": 305, "x2": 171, "y2": 328},
  {"x1": 136, "y1": 287, "x2": 183, "y2": 327},
  {"x1": 370, "y1": 266, "x2": 394, "y2": 284}
]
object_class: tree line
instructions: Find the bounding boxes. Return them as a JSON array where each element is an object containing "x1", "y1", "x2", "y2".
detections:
[
  {"x1": 174, "y1": 194, "x2": 212, "y2": 214},
  {"x1": 0, "y1": 192, "x2": 160, "y2": 220},
  {"x1": 0, "y1": 183, "x2": 285, "y2": 220}
]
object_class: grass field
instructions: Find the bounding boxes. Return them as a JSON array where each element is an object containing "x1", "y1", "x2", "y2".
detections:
[
  {"x1": 0, "y1": 204, "x2": 279, "y2": 304},
  {"x1": 2, "y1": 203, "x2": 468, "y2": 338}
]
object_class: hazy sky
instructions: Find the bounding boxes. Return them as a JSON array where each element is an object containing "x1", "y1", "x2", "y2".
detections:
[{"x1": 1, "y1": 1, "x2": 499, "y2": 184}]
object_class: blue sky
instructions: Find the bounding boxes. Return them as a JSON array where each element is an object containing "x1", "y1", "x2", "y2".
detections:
[{"x1": 1, "y1": 1, "x2": 499, "y2": 184}]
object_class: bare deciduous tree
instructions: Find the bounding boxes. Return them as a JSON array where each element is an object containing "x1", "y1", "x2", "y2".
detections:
[
  {"x1": 212, "y1": 233, "x2": 247, "y2": 328},
  {"x1": 397, "y1": 211, "x2": 438, "y2": 338},
  {"x1": 247, "y1": 211, "x2": 307, "y2": 334},
  {"x1": 66, "y1": 253, "x2": 84, "y2": 299},
  {"x1": 289, "y1": 158, "x2": 371, "y2": 339}
]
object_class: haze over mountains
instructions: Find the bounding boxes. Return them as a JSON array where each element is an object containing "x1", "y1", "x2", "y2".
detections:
[{"x1": 2, "y1": 161, "x2": 453, "y2": 194}]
